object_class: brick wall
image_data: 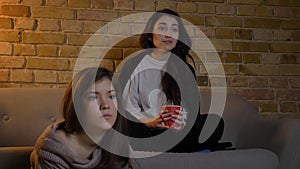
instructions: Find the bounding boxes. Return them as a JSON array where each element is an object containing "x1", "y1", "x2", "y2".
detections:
[{"x1": 0, "y1": 0, "x2": 299, "y2": 118}]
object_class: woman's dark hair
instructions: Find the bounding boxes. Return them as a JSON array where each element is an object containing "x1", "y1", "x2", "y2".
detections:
[
  {"x1": 140, "y1": 8, "x2": 196, "y2": 105},
  {"x1": 61, "y1": 67, "x2": 130, "y2": 169}
]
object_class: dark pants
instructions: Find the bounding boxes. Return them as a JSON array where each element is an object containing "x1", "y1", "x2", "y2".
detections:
[{"x1": 126, "y1": 113, "x2": 226, "y2": 153}]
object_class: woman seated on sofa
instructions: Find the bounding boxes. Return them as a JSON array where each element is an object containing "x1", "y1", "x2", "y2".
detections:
[
  {"x1": 30, "y1": 67, "x2": 136, "y2": 169},
  {"x1": 118, "y1": 8, "x2": 226, "y2": 153}
]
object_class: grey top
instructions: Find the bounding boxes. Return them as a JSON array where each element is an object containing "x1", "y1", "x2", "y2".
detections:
[{"x1": 30, "y1": 122, "x2": 131, "y2": 169}]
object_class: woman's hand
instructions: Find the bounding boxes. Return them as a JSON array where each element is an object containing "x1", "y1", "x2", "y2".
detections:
[
  {"x1": 140, "y1": 110, "x2": 172, "y2": 129},
  {"x1": 159, "y1": 107, "x2": 187, "y2": 131},
  {"x1": 140, "y1": 108, "x2": 187, "y2": 130},
  {"x1": 171, "y1": 109, "x2": 187, "y2": 131}
]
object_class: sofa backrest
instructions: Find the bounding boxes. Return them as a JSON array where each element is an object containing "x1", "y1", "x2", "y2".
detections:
[
  {"x1": 199, "y1": 91, "x2": 260, "y2": 147},
  {"x1": 0, "y1": 88, "x2": 260, "y2": 148},
  {"x1": 0, "y1": 88, "x2": 65, "y2": 146}
]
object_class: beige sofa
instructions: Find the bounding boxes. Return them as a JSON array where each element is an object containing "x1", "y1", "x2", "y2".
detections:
[{"x1": 0, "y1": 88, "x2": 299, "y2": 169}]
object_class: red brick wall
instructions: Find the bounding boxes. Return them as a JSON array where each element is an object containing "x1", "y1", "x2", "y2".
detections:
[{"x1": 0, "y1": 0, "x2": 299, "y2": 118}]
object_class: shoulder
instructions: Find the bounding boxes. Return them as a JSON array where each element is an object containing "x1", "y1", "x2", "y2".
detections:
[
  {"x1": 121, "y1": 51, "x2": 147, "y2": 71},
  {"x1": 30, "y1": 122, "x2": 69, "y2": 169},
  {"x1": 34, "y1": 121, "x2": 62, "y2": 146},
  {"x1": 117, "y1": 51, "x2": 148, "y2": 87},
  {"x1": 32, "y1": 121, "x2": 67, "y2": 157}
]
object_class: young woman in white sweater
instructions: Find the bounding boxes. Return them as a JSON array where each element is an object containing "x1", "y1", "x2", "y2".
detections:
[{"x1": 118, "y1": 9, "x2": 225, "y2": 153}]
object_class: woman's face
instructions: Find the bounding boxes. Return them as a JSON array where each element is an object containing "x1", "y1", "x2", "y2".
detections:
[
  {"x1": 152, "y1": 15, "x2": 179, "y2": 51},
  {"x1": 80, "y1": 78, "x2": 118, "y2": 136}
]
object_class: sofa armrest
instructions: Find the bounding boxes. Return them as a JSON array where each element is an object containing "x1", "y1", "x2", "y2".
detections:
[
  {"x1": 0, "y1": 146, "x2": 33, "y2": 169},
  {"x1": 234, "y1": 117, "x2": 300, "y2": 169},
  {"x1": 201, "y1": 92, "x2": 300, "y2": 169},
  {"x1": 273, "y1": 119, "x2": 300, "y2": 169}
]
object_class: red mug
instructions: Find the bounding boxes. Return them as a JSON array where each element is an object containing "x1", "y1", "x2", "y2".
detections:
[{"x1": 161, "y1": 105, "x2": 181, "y2": 127}]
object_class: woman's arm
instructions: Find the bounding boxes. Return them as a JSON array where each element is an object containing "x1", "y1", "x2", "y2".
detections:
[{"x1": 30, "y1": 149, "x2": 67, "y2": 169}]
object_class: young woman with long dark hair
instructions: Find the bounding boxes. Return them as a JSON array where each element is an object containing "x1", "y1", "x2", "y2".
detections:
[
  {"x1": 118, "y1": 8, "x2": 226, "y2": 153},
  {"x1": 30, "y1": 67, "x2": 135, "y2": 169}
]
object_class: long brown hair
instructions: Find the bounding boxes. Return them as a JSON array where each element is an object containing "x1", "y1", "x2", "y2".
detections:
[
  {"x1": 61, "y1": 67, "x2": 130, "y2": 169},
  {"x1": 140, "y1": 8, "x2": 196, "y2": 105}
]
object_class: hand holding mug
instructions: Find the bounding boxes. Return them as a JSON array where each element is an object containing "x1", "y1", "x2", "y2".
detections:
[
  {"x1": 172, "y1": 109, "x2": 187, "y2": 131},
  {"x1": 160, "y1": 105, "x2": 186, "y2": 130}
]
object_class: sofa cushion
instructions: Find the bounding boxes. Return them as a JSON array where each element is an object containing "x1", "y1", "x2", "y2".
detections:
[
  {"x1": 0, "y1": 146, "x2": 33, "y2": 169},
  {"x1": 134, "y1": 149, "x2": 278, "y2": 169},
  {"x1": 0, "y1": 147, "x2": 278, "y2": 169}
]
